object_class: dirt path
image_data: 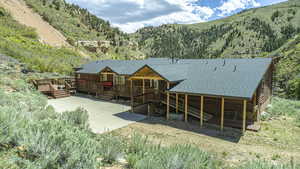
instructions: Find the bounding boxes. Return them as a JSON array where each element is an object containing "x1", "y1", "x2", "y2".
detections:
[{"x1": 0, "y1": 0, "x2": 69, "y2": 47}]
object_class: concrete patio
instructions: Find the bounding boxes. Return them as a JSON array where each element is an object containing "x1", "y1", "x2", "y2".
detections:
[{"x1": 48, "y1": 95, "x2": 146, "y2": 134}]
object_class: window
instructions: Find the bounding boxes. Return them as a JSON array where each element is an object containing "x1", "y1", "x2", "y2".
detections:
[
  {"x1": 103, "y1": 74, "x2": 107, "y2": 81},
  {"x1": 154, "y1": 80, "x2": 159, "y2": 89},
  {"x1": 115, "y1": 75, "x2": 125, "y2": 85}
]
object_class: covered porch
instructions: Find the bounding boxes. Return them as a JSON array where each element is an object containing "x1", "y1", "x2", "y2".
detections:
[
  {"x1": 128, "y1": 65, "x2": 260, "y2": 133},
  {"x1": 164, "y1": 92, "x2": 260, "y2": 133}
]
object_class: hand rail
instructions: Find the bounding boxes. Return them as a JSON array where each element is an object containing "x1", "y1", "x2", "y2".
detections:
[
  {"x1": 48, "y1": 83, "x2": 56, "y2": 95},
  {"x1": 65, "y1": 81, "x2": 72, "y2": 90},
  {"x1": 31, "y1": 80, "x2": 38, "y2": 88}
]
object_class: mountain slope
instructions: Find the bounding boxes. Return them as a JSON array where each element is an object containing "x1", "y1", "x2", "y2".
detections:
[
  {"x1": 0, "y1": 7, "x2": 86, "y2": 74},
  {"x1": 23, "y1": 0, "x2": 144, "y2": 59},
  {"x1": 0, "y1": 0, "x2": 69, "y2": 47},
  {"x1": 273, "y1": 34, "x2": 300, "y2": 99},
  {"x1": 134, "y1": 0, "x2": 300, "y2": 59}
]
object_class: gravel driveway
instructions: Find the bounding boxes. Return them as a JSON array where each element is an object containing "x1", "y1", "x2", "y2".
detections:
[{"x1": 48, "y1": 95, "x2": 146, "y2": 133}]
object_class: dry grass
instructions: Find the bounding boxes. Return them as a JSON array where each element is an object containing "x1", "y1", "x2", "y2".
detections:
[{"x1": 112, "y1": 116, "x2": 300, "y2": 168}]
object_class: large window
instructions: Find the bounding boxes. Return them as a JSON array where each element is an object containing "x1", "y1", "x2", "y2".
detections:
[
  {"x1": 102, "y1": 74, "x2": 107, "y2": 81},
  {"x1": 115, "y1": 75, "x2": 125, "y2": 85}
]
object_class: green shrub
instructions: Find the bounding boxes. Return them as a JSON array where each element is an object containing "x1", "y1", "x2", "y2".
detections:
[
  {"x1": 133, "y1": 144, "x2": 219, "y2": 169},
  {"x1": 60, "y1": 108, "x2": 89, "y2": 130},
  {"x1": 0, "y1": 106, "x2": 21, "y2": 145},
  {"x1": 127, "y1": 133, "x2": 150, "y2": 154},
  {"x1": 15, "y1": 120, "x2": 99, "y2": 169},
  {"x1": 97, "y1": 134, "x2": 124, "y2": 164},
  {"x1": 266, "y1": 97, "x2": 300, "y2": 119},
  {"x1": 125, "y1": 134, "x2": 219, "y2": 169}
]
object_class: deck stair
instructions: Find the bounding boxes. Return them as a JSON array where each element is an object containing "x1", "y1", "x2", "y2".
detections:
[
  {"x1": 52, "y1": 89, "x2": 71, "y2": 99},
  {"x1": 161, "y1": 94, "x2": 213, "y2": 121}
]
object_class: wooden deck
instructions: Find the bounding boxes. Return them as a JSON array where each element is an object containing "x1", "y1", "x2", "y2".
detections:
[{"x1": 31, "y1": 78, "x2": 75, "y2": 99}]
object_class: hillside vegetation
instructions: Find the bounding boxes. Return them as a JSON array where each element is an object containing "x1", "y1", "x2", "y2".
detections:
[
  {"x1": 134, "y1": 0, "x2": 300, "y2": 99},
  {"x1": 23, "y1": 0, "x2": 144, "y2": 59},
  {"x1": 0, "y1": 7, "x2": 87, "y2": 74}
]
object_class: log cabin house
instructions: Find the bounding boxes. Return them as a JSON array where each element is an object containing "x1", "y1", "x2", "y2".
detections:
[{"x1": 75, "y1": 58, "x2": 273, "y2": 132}]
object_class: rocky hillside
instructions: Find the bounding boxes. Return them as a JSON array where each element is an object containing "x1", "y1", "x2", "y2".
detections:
[
  {"x1": 133, "y1": 0, "x2": 300, "y2": 99},
  {"x1": 23, "y1": 0, "x2": 144, "y2": 59}
]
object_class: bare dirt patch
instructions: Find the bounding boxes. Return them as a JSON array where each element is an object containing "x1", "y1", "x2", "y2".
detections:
[{"x1": 112, "y1": 116, "x2": 300, "y2": 167}]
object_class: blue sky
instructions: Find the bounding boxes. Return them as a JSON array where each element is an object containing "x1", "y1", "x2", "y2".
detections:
[{"x1": 66, "y1": 0, "x2": 288, "y2": 33}]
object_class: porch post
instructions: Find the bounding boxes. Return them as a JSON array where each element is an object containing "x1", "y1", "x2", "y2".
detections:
[
  {"x1": 166, "y1": 91, "x2": 170, "y2": 120},
  {"x1": 221, "y1": 97, "x2": 224, "y2": 131},
  {"x1": 176, "y1": 93, "x2": 179, "y2": 113},
  {"x1": 166, "y1": 82, "x2": 170, "y2": 120},
  {"x1": 243, "y1": 100, "x2": 247, "y2": 133},
  {"x1": 142, "y1": 79, "x2": 145, "y2": 103},
  {"x1": 200, "y1": 95, "x2": 204, "y2": 127},
  {"x1": 185, "y1": 94, "x2": 188, "y2": 122},
  {"x1": 130, "y1": 80, "x2": 134, "y2": 113},
  {"x1": 253, "y1": 92, "x2": 258, "y2": 121}
]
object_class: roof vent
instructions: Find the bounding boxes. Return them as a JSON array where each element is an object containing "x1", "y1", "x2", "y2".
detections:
[
  {"x1": 214, "y1": 67, "x2": 217, "y2": 71},
  {"x1": 233, "y1": 65, "x2": 237, "y2": 72},
  {"x1": 223, "y1": 59, "x2": 226, "y2": 66}
]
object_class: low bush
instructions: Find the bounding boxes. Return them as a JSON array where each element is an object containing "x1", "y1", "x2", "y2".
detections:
[
  {"x1": 15, "y1": 120, "x2": 99, "y2": 169},
  {"x1": 60, "y1": 108, "x2": 89, "y2": 130},
  {"x1": 96, "y1": 134, "x2": 124, "y2": 164},
  {"x1": 265, "y1": 97, "x2": 300, "y2": 121},
  {"x1": 134, "y1": 144, "x2": 219, "y2": 169},
  {"x1": 126, "y1": 134, "x2": 220, "y2": 169}
]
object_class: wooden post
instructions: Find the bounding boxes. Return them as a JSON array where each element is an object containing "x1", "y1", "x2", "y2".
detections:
[
  {"x1": 200, "y1": 96, "x2": 204, "y2": 127},
  {"x1": 166, "y1": 82, "x2": 170, "y2": 120},
  {"x1": 243, "y1": 100, "x2": 247, "y2": 133},
  {"x1": 166, "y1": 92, "x2": 170, "y2": 120},
  {"x1": 176, "y1": 93, "x2": 179, "y2": 113},
  {"x1": 142, "y1": 79, "x2": 145, "y2": 103},
  {"x1": 185, "y1": 94, "x2": 188, "y2": 122},
  {"x1": 253, "y1": 92, "x2": 258, "y2": 121},
  {"x1": 130, "y1": 80, "x2": 133, "y2": 113},
  {"x1": 221, "y1": 97, "x2": 224, "y2": 131},
  {"x1": 148, "y1": 104, "x2": 150, "y2": 117}
]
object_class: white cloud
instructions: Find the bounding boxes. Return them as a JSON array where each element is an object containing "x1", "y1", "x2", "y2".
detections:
[
  {"x1": 66, "y1": 0, "x2": 214, "y2": 33},
  {"x1": 216, "y1": 0, "x2": 260, "y2": 17}
]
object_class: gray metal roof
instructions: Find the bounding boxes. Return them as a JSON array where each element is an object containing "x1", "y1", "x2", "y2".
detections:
[
  {"x1": 77, "y1": 58, "x2": 172, "y2": 74},
  {"x1": 169, "y1": 58, "x2": 272, "y2": 99},
  {"x1": 77, "y1": 58, "x2": 272, "y2": 99}
]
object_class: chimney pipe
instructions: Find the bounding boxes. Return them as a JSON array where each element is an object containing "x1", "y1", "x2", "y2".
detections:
[{"x1": 233, "y1": 65, "x2": 237, "y2": 72}]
